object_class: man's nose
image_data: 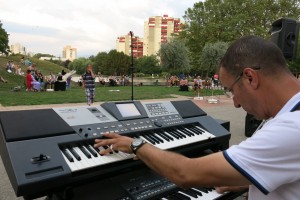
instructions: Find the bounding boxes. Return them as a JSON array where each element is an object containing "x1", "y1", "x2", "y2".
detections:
[{"x1": 233, "y1": 96, "x2": 241, "y2": 108}]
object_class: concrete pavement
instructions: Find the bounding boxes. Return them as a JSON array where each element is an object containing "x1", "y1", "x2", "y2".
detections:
[{"x1": 0, "y1": 95, "x2": 247, "y2": 200}]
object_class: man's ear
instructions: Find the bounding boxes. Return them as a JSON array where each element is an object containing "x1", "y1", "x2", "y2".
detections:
[{"x1": 244, "y1": 68, "x2": 259, "y2": 88}]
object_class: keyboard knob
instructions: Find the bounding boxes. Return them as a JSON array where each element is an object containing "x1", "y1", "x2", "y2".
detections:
[{"x1": 154, "y1": 121, "x2": 162, "y2": 127}]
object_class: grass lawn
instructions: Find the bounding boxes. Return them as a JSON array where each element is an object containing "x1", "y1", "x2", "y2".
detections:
[
  {"x1": 0, "y1": 55, "x2": 225, "y2": 107},
  {"x1": 0, "y1": 83, "x2": 225, "y2": 106}
]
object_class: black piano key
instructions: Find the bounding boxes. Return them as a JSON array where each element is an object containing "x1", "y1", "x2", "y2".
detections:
[
  {"x1": 151, "y1": 133, "x2": 164, "y2": 143},
  {"x1": 181, "y1": 189, "x2": 199, "y2": 198},
  {"x1": 195, "y1": 187, "x2": 208, "y2": 193},
  {"x1": 170, "y1": 128, "x2": 186, "y2": 138},
  {"x1": 175, "y1": 127, "x2": 191, "y2": 137},
  {"x1": 154, "y1": 134, "x2": 166, "y2": 143},
  {"x1": 93, "y1": 146, "x2": 101, "y2": 153},
  {"x1": 156, "y1": 132, "x2": 170, "y2": 141},
  {"x1": 85, "y1": 144, "x2": 98, "y2": 157},
  {"x1": 147, "y1": 133, "x2": 161, "y2": 144},
  {"x1": 61, "y1": 148, "x2": 74, "y2": 162},
  {"x1": 190, "y1": 188, "x2": 203, "y2": 196},
  {"x1": 194, "y1": 125, "x2": 205, "y2": 133},
  {"x1": 177, "y1": 127, "x2": 194, "y2": 137},
  {"x1": 188, "y1": 128, "x2": 201, "y2": 135},
  {"x1": 204, "y1": 187, "x2": 214, "y2": 191},
  {"x1": 173, "y1": 192, "x2": 191, "y2": 200},
  {"x1": 68, "y1": 147, "x2": 81, "y2": 161},
  {"x1": 103, "y1": 145, "x2": 113, "y2": 154},
  {"x1": 158, "y1": 130, "x2": 174, "y2": 141},
  {"x1": 185, "y1": 126, "x2": 197, "y2": 136},
  {"x1": 166, "y1": 194, "x2": 181, "y2": 200},
  {"x1": 143, "y1": 135, "x2": 156, "y2": 144},
  {"x1": 166, "y1": 129, "x2": 180, "y2": 139},
  {"x1": 182, "y1": 125, "x2": 195, "y2": 135},
  {"x1": 79, "y1": 145, "x2": 92, "y2": 158},
  {"x1": 188, "y1": 126, "x2": 203, "y2": 135}
]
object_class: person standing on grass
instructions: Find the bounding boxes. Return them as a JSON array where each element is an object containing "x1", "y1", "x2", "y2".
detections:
[{"x1": 82, "y1": 64, "x2": 95, "y2": 106}]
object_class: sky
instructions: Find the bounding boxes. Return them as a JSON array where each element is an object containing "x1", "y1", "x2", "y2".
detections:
[{"x1": 0, "y1": 0, "x2": 200, "y2": 58}]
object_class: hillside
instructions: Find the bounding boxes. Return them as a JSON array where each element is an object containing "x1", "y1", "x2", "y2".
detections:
[{"x1": 0, "y1": 55, "x2": 69, "y2": 90}]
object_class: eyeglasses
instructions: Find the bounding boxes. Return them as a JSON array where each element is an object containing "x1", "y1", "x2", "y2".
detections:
[{"x1": 224, "y1": 67, "x2": 261, "y2": 97}]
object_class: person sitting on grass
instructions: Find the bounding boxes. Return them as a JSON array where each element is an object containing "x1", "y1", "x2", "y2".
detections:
[{"x1": 179, "y1": 77, "x2": 189, "y2": 91}]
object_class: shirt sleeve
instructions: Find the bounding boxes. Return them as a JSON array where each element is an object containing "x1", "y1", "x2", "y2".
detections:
[{"x1": 224, "y1": 112, "x2": 300, "y2": 194}]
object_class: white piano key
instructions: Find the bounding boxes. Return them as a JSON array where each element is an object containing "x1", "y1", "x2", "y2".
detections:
[
  {"x1": 162, "y1": 188, "x2": 222, "y2": 200},
  {"x1": 73, "y1": 147, "x2": 95, "y2": 170},
  {"x1": 73, "y1": 147, "x2": 95, "y2": 169},
  {"x1": 65, "y1": 148, "x2": 84, "y2": 171},
  {"x1": 80, "y1": 145, "x2": 103, "y2": 167},
  {"x1": 89, "y1": 146, "x2": 114, "y2": 166},
  {"x1": 117, "y1": 151, "x2": 134, "y2": 159},
  {"x1": 98, "y1": 146, "x2": 124, "y2": 163},
  {"x1": 191, "y1": 188, "x2": 221, "y2": 199},
  {"x1": 61, "y1": 150, "x2": 78, "y2": 171}
]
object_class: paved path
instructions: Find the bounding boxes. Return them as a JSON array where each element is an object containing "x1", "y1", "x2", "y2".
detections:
[{"x1": 0, "y1": 95, "x2": 247, "y2": 200}]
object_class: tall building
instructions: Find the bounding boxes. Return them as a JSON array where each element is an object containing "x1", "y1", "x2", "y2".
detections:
[
  {"x1": 10, "y1": 43, "x2": 26, "y2": 55},
  {"x1": 116, "y1": 32, "x2": 143, "y2": 58},
  {"x1": 116, "y1": 14, "x2": 183, "y2": 58},
  {"x1": 143, "y1": 14, "x2": 182, "y2": 56},
  {"x1": 62, "y1": 45, "x2": 77, "y2": 61}
]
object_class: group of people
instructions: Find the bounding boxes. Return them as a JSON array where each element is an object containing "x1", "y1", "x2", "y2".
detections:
[
  {"x1": 25, "y1": 69, "x2": 43, "y2": 91},
  {"x1": 178, "y1": 75, "x2": 220, "y2": 98},
  {"x1": 5, "y1": 60, "x2": 24, "y2": 75},
  {"x1": 25, "y1": 67, "x2": 66, "y2": 92},
  {"x1": 168, "y1": 75, "x2": 180, "y2": 86},
  {"x1": 92, "y1": 36, "x2": 300, "y2": 200}
]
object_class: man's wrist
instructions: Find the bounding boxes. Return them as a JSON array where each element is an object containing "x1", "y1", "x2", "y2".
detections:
[{"x1": 130, "y1": 138, "x2": 146, "y2": 154}]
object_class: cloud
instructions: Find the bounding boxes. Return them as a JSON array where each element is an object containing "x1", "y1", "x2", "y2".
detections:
[{"x1": 0, "y1": 0, "x2": 199, "y2": 57}]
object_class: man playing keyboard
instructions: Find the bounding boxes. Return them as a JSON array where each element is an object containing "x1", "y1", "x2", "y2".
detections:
[{"x1": 94, "y1": 36, "x2": 300, "y2": 200}]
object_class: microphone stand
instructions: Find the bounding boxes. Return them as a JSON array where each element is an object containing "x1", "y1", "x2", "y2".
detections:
[{"x1": 129, "y1": 31, "x2": 134, "y2": 101}]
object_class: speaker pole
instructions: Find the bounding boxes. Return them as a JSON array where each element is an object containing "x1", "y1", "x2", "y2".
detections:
[{"x1": 129, "y1": 31, "x2": 134, "y2": 101}]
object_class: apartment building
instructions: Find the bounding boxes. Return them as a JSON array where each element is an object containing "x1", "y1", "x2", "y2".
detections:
[
  {"x1": 116, "y1": 32, "x2": 143, "y2": 58},
  {"x1": 143, "y1": 14, "x2": 182, "y2": 56},
  {"x1": 10, "y1": 43, "x2": 26, "y2": 55},
  {"x1": 62, "y1": 45, "x2": 77, "y2": 61},
  {"x1": 116, "y1": 14, "x2": 183, "y2": 58}
]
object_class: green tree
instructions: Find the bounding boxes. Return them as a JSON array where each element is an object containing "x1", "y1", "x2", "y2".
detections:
[
  {"x1": 92, "y1": 52, "x2": 109, "y2": 74},
  {"x1": 68, "y1": 57, "x2": 91, "y2": 74},
  {"x1": 105, "y1": 50, "x2": 130, "y2": 75},
  {"x1": 158, "y1": 38, "x2": 190, "y2": 75},
  {"x1": 135, "y1": 55, "x2": 161, "y2": 75},
  {"x1": 33, "y1": 53, "x2": 55, "y2": 59},
  {"x1": 0, "y1": 21, "x2": 10, "y2": 55},
  {"x1": 198, "y1": 41, "x2": 229, "y2": 78},
  {"x1": 182, "y1": 0, "x2": 300, "y2": 67}
]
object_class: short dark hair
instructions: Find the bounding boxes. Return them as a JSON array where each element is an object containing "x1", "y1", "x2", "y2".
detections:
[{"x1": 219, "y1": 35, "x2": 289, "y2": 77}]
